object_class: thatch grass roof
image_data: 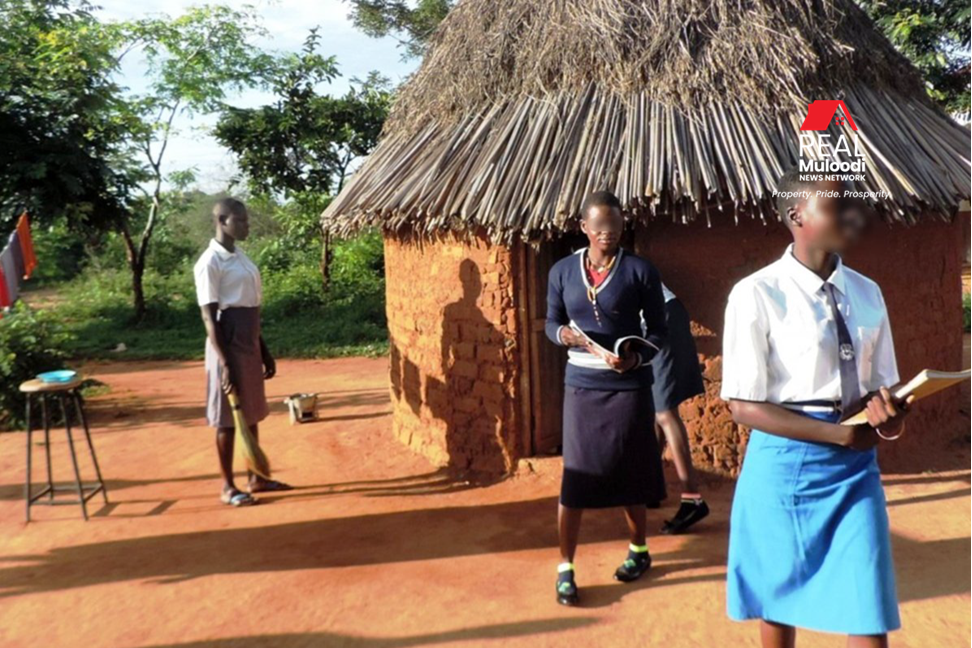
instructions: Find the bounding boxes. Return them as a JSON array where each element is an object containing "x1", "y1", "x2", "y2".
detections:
[{"x1": 323, "y1": 0, "x2": 971, "y2": 241}]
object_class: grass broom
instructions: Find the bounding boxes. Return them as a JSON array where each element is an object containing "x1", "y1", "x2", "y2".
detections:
[{"x1": 227, "y1": 391, "x2": 272, "y2": 480}]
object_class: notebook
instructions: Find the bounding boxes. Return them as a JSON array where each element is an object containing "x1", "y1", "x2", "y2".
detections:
[{"x1": 840, "y1": 368, "x2": 971, "y2": 426}]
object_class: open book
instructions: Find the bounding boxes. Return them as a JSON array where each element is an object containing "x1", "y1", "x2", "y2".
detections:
[
  {"x1": 841, "y1": 368, "x2": 971, "y2": 426},
  {"x1": 568, "y1": 320, "x2": 660, "y2": 362}
]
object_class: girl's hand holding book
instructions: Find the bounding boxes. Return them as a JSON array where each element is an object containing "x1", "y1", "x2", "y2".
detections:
[{"x1": 863, "y1": 387, "x2": 914, "y2": 437}]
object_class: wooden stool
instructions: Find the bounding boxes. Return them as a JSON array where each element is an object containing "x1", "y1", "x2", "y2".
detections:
[{"x1": 20, "y1": 377, "x2": 108, "y2": 521}]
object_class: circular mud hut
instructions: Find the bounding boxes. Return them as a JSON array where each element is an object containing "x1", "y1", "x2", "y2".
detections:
[{"x1": 323, "y1": 0, "x2": 971, "y2": 476}]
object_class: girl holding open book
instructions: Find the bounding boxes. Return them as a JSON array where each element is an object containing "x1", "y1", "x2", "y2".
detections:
[
  {"x1": 722, "y1": 170, "x2": 911, "y2": 647},
  {"x1": 545, "y1": 190, "x2": 668, "y2": 606}
]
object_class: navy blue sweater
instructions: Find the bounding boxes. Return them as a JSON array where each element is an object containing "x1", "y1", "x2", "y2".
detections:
[{"x1": 545, "y1": 248, "x2": 668, "y2": 390}]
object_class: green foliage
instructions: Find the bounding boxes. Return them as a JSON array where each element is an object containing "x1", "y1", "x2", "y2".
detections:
[
  {"x1": 214, "y1": 30, "x2": 393, "y2": 198},
  {"x1": 858, "y1": 0, "x2": 971, "y2": 112},
  {"x1": 47, "y1": 202, "x2": 387, "y2": 360},
  {"x1": 0, "y1": 303, "x2": 73, "y2": 430},
  {"x1": 29, "y1": 218, "x2": 88, "y2": 284},
  {"x1": 347, "y1": 0, "x2": 454, "y2": 58},
  {"x1": 0, "y1": 0, "x2": 130, "y2": 230}
]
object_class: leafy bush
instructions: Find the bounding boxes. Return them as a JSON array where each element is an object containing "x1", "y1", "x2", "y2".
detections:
[
  {"x1": 0, "y1": 303, "x2": 73, "y2": 429},
  {"x1": 29, "y1": 219, "x2": 88, "y2": 284}
]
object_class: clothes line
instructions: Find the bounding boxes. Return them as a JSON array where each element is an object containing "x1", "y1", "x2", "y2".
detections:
[{"x1": 0, "y1": 213, "x2": 39, "y2": 315}]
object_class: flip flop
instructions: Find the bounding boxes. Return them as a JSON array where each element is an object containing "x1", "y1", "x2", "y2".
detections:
[
  {"x1": 221, "y1": 490, "x2": 256, "y2": 507},
  {"x1": 249, "y1": 479, "x2": 293, "y2": 493}
]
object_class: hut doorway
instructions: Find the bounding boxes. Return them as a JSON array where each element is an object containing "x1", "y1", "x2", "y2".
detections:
[{"x1": 521, "y1": 234, "x2": 587, "y2": 455}]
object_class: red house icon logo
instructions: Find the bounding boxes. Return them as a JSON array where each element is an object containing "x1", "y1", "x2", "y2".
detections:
[{"x1": 800, "y1": 100, "x2": 858, "y2": 131}]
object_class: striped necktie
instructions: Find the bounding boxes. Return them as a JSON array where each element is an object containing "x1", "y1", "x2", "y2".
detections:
[{"x1": 823, "y1": 282, "x2": 861, "y2": 412}]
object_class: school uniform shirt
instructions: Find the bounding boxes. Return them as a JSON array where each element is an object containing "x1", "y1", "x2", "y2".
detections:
[
  {"x1": 193, "y1": 238, "x2": 262, "y2": 310},
  {"x1": 545, "y1": 248, "x2": 668, "y2": 390},
  {"x1": 720, "y1": 243, "x2": 898, "y2": 405}
]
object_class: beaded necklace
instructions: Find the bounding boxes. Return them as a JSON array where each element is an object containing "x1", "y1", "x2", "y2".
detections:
[{"x1": 585, "y1": 250, "x2": 617, "y2": 326}]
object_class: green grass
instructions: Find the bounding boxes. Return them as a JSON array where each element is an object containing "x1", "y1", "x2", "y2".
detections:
[{"x1": 45, "y1": 264, "x2": 388, "y2": 361}]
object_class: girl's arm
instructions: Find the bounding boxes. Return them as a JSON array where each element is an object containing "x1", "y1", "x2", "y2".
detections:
[
  {"x1": 259, "y1": 335, "x2": 276, "y2": 379},
  {"x1": 200, "y1": 303, "x2": 234, "y2": 393},
  {"x1": 637, "y1": 264, "x2": 668, "y2": 364},
  {"x1": 727, "y1": 399, "x2": 877, "y2": 449},
  {"x1": 545, "y1": 266, "x2": 586, "y2": 347}
]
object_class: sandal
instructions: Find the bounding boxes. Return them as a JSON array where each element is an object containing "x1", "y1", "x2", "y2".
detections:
[
  {"x1": 221, "y1": 489, "x2": 256, "y2": 507},
  {"x1": 248, "y1": 478, "x2": 294, "y2": 493}
]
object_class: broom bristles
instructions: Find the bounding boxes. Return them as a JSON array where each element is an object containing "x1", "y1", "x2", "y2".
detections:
[{"x1": 228, "y1": 392, "x2": 272, "y2": 480}]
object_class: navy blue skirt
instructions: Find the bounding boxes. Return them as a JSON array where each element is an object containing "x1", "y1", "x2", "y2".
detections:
[
  {"x1": 651, "y1": 298, "x2": 705, "y2": 412},
  {"x1": 560, "y1": 386, "x2": 666, "y2": 508}
]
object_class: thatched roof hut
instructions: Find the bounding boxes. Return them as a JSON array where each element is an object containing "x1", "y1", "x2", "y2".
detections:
[
  {"x1": 324, "y1": 0, "x2": 971, "y2": 476},
  {"x1": 325, "y1": 0, "x2": 969, "y2": 239}
]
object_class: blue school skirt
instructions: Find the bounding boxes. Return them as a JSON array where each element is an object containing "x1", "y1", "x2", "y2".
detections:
[{"x1": 727, "y1": 410, "x2": 900, "y2": 635}]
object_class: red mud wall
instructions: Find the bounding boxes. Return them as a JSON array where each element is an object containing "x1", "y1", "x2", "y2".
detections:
[
  {"x1": 385, "y1": 232, "x2": 523, "y2": 474},
  {"x1": 636, "y1": 216, "x2": 968, "y2": 476}
]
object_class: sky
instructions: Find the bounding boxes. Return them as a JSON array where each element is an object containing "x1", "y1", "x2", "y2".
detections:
[{"x1": 93, "y1": 0, "x2": 420, "y2": 192}]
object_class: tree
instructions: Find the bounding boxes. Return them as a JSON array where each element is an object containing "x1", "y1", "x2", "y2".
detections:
[
  {"x1": 344, "y1": 0, "x2": 453, "y2": 59},
  {"x1": 214, "y1": 30, "x2": 392, "y2": 285},
  {"x1": 0, "y1": 0, "x2": 130, "y2": 232},
  {"x1": 110, "y1": 5, "x2": 273, "y2": 319},
  {"x1": 858, "y1": 0, "x2": 970, "y2": 113}
]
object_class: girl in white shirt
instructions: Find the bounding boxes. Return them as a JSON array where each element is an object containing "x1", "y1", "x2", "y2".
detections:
[
  {"x1": 194, "y1": 198, "x2": 292, "y2": 506},
  {"x1": 722, "y1": 170, "x2": 912, "y2": 648}
]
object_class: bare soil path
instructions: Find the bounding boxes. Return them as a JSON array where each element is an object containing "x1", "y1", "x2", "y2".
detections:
[{"x1": 0, "y1": 358, "x2": 968, "y2": 648}]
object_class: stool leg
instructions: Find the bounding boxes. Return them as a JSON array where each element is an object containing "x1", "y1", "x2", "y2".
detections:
[
  {"x1": 25, "y1": 394, "x2": 33, "y2": 523},
  {"x1": 42, "y1": 394, "x2": 54, "y2": 502},
  {"x1": 73, "y1": 392, "x2": 107, "y2": 503},
  {"x1": 60, "y1": 394, "x2": 88, "y2": 521}
]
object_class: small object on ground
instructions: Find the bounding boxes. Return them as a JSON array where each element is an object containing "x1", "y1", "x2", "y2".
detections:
[
  {"x1": 36, "y1": 369, "x2": 77, "y2": 384},
  {"x1": 284, "y1": 392, "x2": 319, "y2": 424},
  {"x1": 112, "y1": 342, "x2": 127, "y2": 353},
  {"x1": 661, "y1": 499, "x2": 710, "y2": 535},
  {"x1": 221, "y1": 488, "x2": 256, "y2": 507},
  {"x1": 228, "y1": 391, "x2": 272, "y2": 480}
]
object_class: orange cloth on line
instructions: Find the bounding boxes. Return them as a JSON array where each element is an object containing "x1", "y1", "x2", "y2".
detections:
[{"x1": 15, "y1": 213, "x2": 37, "y2": 279}]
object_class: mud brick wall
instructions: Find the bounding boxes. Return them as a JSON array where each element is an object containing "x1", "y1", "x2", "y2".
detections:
[
  {"x1": 386, "y1": 232, "x2": 523, "y2": 475},
  {"x1": 636, "y1": 215, "x2": 968, "y2": 476}
]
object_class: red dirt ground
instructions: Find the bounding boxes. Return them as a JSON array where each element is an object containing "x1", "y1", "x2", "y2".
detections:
[{"x1": 0, "y1": 357, "x2": 968, "y2": 648}]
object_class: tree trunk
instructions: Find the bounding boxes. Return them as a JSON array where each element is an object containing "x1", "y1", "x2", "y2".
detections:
[
  {"x1": 131, "y1": 261, "x2": 146, "y2": 321},
  {"x1": 320, "y1": 230, "x2": 332, "y2": 290},
  {"x1": 119, "y1": 222, "x2": 147, "y2": 321}
]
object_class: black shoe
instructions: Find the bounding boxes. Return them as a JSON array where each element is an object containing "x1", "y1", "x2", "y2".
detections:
[
  {"x1": 661, "y1": 499, "x2": 710, "y2": 535},
  {"x1": 556, "y1": 574, "x2": 579, "y2": 606},
  {"x1": 613, "y1": 549, "x2": 651, "y2": 582}
]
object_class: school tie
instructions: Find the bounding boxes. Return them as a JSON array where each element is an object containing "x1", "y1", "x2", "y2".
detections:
[{"x1": 823, "y1": 282, "x2": 861, "y2": 412}]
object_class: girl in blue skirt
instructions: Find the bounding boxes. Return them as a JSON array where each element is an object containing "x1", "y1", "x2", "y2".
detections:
[{"x1": 721, "y1": 170, "x2": 912, "y2": 648}]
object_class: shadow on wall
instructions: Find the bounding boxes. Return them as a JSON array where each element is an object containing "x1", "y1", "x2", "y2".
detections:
[{"x1": 391, "y1": 259, "x2": 513, "y2": 477}]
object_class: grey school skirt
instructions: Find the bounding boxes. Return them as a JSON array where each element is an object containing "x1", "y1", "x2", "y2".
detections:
[{"x1": 205, "y1": 307, "x2": 270, "y2": 428}]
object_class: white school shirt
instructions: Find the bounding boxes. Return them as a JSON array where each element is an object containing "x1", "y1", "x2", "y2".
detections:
[
  {"x1": 720, "y1": 244, "x2": 898, "y2": 404},
  {"x1": 193, "y1": 238, "x2": 262, "y2": 310}
]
